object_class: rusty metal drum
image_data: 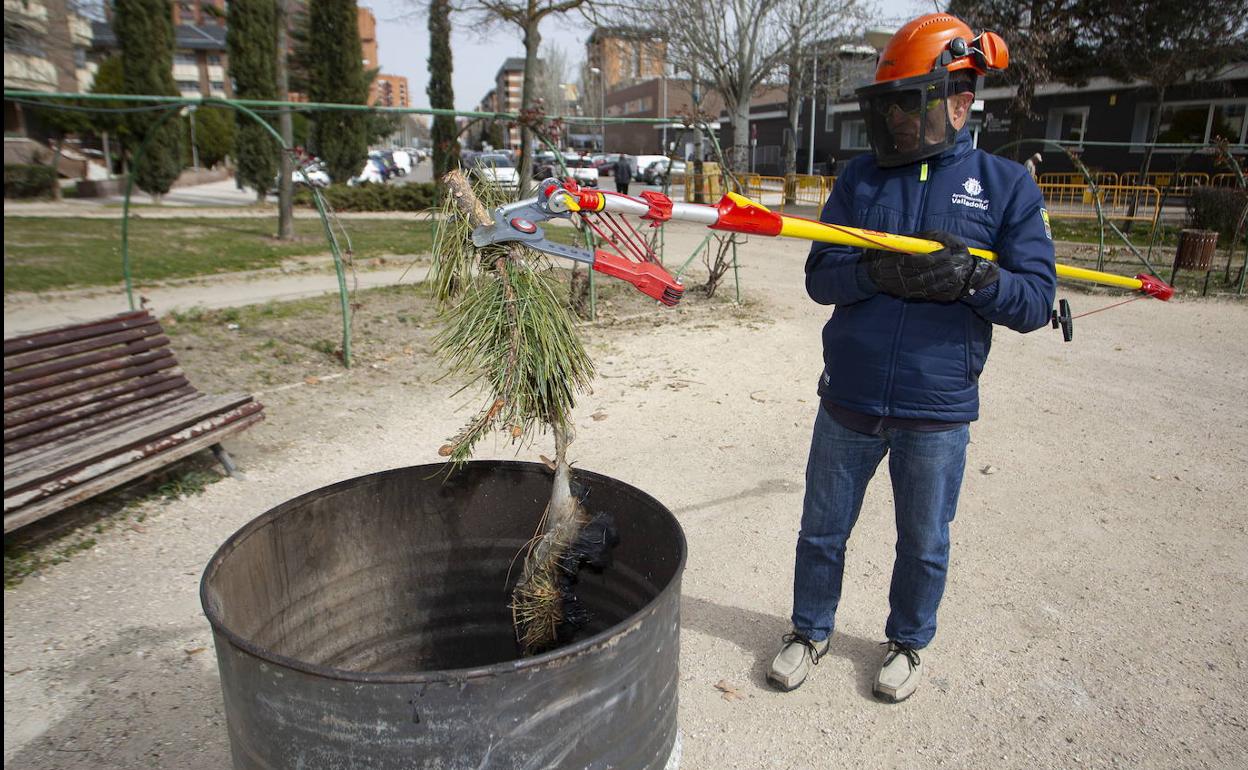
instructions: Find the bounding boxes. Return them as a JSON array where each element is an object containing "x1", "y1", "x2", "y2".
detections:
[{"x1": 201, "y1": 461, "x2": 685, "y2": 769}]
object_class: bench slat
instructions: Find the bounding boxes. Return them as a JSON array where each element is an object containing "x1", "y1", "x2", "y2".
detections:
[
  {"x1": 4, "y1": 323, "x2": 163, "y2": 374},
  {"x1": 1, "y1": 334, "x2": 169, "y2": 386},
  {"x1": 2, "y1": 310, "x2": 154, "y2": 357},
  {"x1": 3, "y1": 350, "x2": 177, "y2": 412},
  {"x1": 4, "y1": 372, "x2": 192, "y2": 437},
  {"x1": 3, "y1": 411, "x2": 265, "y2": 533},
  {"x1": 4, "y1": 394, "x2": 260, "y2": 494},
  {"x1": 3, "y1": 389, "x2": 199, "y2": 458}
]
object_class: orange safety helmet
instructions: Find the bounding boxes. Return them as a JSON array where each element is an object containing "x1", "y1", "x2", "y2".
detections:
[
  {"x1": 854, "y1": 13, "x2": 1008, "y2": 167},
  {"x1": 874, "y1": 13, "x2": 1009, "y2": 83}
]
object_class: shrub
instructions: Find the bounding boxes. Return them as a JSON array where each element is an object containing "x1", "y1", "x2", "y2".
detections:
[
  {"x1": 1187, "y1": 186, "x2": 1248, "y2": 242},
  {"x1": 4, "y1": 164, "x2": 59, "y2": 199},
  {"x1": 295, "y1": 182, "x2": 439, "y2": 211}
]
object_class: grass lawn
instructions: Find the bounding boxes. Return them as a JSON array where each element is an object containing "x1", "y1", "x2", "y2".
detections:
[
  {"x1": 3, "y1": 215, "x2": 590, "y2": 293},
  {"x1": 3, "y1": 216, "x2": 441, "y2": 293}
]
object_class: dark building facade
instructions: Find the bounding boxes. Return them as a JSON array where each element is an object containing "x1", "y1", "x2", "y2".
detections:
[{"x1": 773, "y1": 63, "x2": 1248, "y2": 178}]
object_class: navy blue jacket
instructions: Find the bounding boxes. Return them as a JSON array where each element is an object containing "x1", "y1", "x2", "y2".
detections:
[{"x1": 807, "y1": 130, "x2": 1056, "y2": 422}]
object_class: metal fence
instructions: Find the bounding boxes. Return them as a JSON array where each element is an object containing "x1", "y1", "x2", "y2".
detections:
[{"x1": 1037, "y1": 184, "x2": 1163, "y2": 227}]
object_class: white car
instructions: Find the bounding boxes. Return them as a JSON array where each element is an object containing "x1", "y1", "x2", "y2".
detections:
[
  {"x1": 273, "y1": 161, "x2": 330, "y2": 191},
  {"x1": 391, "y1": 150, "x2": 413, "y2": 175},
  {"x1": 631, "y1": 155, "x2": 667, "y2": 182},
  {"x1": 469, "y1": 154, "x2": 520, "y2": 192},
  {"x1": 349, "y1": 157, "x2": 387, "y2": 186}
]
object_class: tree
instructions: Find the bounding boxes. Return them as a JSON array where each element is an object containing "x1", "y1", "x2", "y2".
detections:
[
  {"x1": 622, "y1": 0, "x2": 799, "y2": 173},
  {"x1": 190, "y1": 105, "x2": 236, "y2": 168},
  {"x1": 305, "y1": 0, "x2": 370, "y2": 184},
  {"x1": 113, "y1": 0, "x2": 186, "y2": 199},
  {"x1": 463, "y1": 0, "x2": 594, "y2": 194},
  {"x1": 1090, "y1": 0, "x2": 1248, "y2": 178},
  {"x1": 950, "y1": 1, "x2": 1098, "y2": 158},
  {"x1": 88, "y1": 55, "x2": 129, "y2": 175},
  {"x1": 228, "y1": 0, "x2": 280, "y2": 202},
  {"x1": 776, "y1": 0, "x2": 868, "y2": 185},
  {"x1": 427, "y1": 0, "x2": 460, "y2": 177}
]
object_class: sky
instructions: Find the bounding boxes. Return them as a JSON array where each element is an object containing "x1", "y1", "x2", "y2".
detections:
[{"x1": 366, "y1": 0, "x2": 937, "y2": 112}]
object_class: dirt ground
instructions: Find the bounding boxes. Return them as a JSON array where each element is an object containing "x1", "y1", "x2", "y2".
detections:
[{"x1": 4, "y1": 221, "x2": 1248, "y2": 769}]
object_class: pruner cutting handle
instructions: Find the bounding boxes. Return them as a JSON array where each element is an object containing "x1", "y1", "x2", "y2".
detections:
[{"x1": 593, "y1": 251, "x2": 684, "y2": 307}]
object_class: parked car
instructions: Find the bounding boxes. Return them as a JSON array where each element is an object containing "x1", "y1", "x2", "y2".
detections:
[
  {"x1": 391, "y1": 149, "x2": 413, "y2": 175},
  {"x1": 594, "y1": 153, "x2": 621, "y2": 178},
  {"x1": 349, "y1": 157, "x2": 388, "y2": 186},
  {"x1": 532, "y1": 153, "x2": 600, "y2": 187},
  {"x1": 643, "y1": 158, "x2": 687, "y2": 185},
  {"x1": 468, "y1": 153, "x2": 520, "y2": 192},
  {"x1": 631, "y1": 155, "x2": 667, "y2": 182},
  {"x1": 370, "y1": 150, "x2": 399, "y2": 179},
  {"x1": 272, "y1": 160, "x2": 331, "y2": 191}
]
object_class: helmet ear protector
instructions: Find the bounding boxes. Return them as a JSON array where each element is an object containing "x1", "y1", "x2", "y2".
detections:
[{"x1": 937, "y1": 31, "x2": 1008, "y2": 74}]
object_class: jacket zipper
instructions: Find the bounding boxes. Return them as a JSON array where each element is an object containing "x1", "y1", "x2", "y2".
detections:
[{"x1": 882, "y1": 161, "x2": 934, "y2": 416}]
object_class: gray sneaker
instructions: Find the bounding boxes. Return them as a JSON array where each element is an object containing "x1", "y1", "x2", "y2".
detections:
[
  {"x1": 873, "y1": 641, "x2": 923, "y2": 703},
  {"x1": 767, "y1": 631, "x2": 829, "y2": 692}
]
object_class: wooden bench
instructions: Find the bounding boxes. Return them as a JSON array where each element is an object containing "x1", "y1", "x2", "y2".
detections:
[{"x1": 3, "y1": 310, "x2": 264, "y2": 533}]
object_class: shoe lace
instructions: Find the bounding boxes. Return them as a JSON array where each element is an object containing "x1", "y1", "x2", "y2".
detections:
[
  {"x1": 782, "y1": 632, "x2": 825, "y2": 664},
  {"x1": 881, "y1": 640, "x2": 921, "y2": 670}
]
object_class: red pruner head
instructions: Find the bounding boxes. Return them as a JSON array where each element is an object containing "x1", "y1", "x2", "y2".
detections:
[
  {"x1": 592, "y1": 251, "x2": 684, "y2": 306},
  {"x1": 1136, "y1": 273, "x2": 1174, "y2": 301}
]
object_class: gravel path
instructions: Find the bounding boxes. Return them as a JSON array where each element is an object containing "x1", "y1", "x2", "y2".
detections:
[{"x1": 4, "y1": 222, "x2": 1247, "y2": 769}]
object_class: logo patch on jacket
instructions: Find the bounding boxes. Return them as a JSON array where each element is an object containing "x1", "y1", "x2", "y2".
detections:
[
  {"x1": 951, "y1": 177, "x2": 989, "y2": 211},
  {"x1": 1041, "y1": 208, "x2": 1052, "y2": 239}
]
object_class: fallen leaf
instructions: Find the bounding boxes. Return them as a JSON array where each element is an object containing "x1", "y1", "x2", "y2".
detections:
[
  {"x1": 304, "y1": 376, "x2": 320, "y2": 385},
  {"x1": 714, "y1": 679, "x2": 745, "y2": 701},
  {"x1": 539, "y1": 454, "x2": 558, "y2": 471},
  {"x1": 749, "y1": 391, "x2": 767, "y2": 403},
  {"x1": 184, "y1": 647, "x2": 206, "y2": 656},
  {"x1": 591, "y1": 411, "x2": 609, "y2": 421},
  {"x1": 667, "y1": 381, "x2": 689, "y2": 390},
  {"x1": 981, "y1": 465, "x2": 999, "y2": 475}
]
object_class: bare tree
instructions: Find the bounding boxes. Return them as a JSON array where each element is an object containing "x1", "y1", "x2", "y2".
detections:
[
  {"x1": 460, "y1": 0, "x2": 596, "y2": 193},
  {"x1": 619, "y1": 0, "x2": 799, "y2": 172},
  {"x1": 776, "y1": 0, "x2": 869, "y2": 183}
]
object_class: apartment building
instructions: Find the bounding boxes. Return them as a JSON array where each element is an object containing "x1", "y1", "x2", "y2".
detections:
[
  {"x1": 3, "y1": 0, "x2": 96, "y2": 134},
  {"x1": 374, "y1": 74, "x2": 410, "y2": 108},
  {"x1": 91, "y1": 0, "x2": 231, "y2": 100},
  {"x1": 495, "y1": 58, "x2": 525, "y2": 149},
  {"x1": 585, "y1": 27, "x2": 665, "y2": 92}
]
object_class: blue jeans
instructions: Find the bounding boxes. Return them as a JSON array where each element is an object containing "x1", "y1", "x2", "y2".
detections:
[{"x1": 792, "y1": 407, "x2": 969, "y2": 648}]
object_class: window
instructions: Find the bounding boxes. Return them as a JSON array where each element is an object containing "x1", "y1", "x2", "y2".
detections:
[
  {"x1": 1046, "y1": 107, "x2": 1089, "y2": 147},
  {"x1": 177, "y1": 79, "x2": 200, "y2": 92},
  {"x1": 840, "y1": 119, "x2": 869, "y2": 150},
  {"x1": 210, "y1": 81, "x2": 225, "y2": 91},
  {"x1": 1132, "y1": 100, "x2": 1248, "y2": 149},
  {"x1": 175, "y1": 52, "x2": 197, "y2": 65},
  {"x1": 207, "y1": 54, "x2": 221, "y2": 66}
]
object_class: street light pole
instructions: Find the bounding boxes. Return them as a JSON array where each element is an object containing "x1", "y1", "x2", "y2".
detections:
[
  {"x1": 589, "y1": 66, "x2": 605, "y2": 152},
  {"x1": 808, "y1": 50, "x2": 817, "y2": 175},
  {"x1": 188, "y1": 105, "x2": 200, "y2": 170}
]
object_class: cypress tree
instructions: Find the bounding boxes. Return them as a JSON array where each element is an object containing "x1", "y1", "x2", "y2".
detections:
[
  {"x1": 306, "y1": 0, "x2": 369, "y2": 184},
  {"x1": 227, "y1": 0, "x2": 280, "y2": 201},
  {"x1": 113, "y1": 0, "x2": 185, "y2": 198},
  {"x1": 427, "y1": 0, "x2": 459, "y2": 177}
]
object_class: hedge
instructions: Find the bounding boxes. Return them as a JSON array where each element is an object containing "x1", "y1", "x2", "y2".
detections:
[
  {"x1": 4, "y1": 164, "x2": 59, "y2": 199},
  {"x1": 1187, "y1": 186, "x2": 1248, "y2": 242},
  {"x1": 293, "y1": 182, "x2": 439, "y2": 212}
]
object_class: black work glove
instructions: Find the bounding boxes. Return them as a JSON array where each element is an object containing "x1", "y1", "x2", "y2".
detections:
[{"x1": 863, "y1": 231, "x2": 998, "y2": 302}]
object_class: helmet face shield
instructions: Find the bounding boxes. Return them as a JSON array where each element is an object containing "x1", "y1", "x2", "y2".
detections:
[{"x1": 856, "y1": 71, "x2": 962, "y2": 168}]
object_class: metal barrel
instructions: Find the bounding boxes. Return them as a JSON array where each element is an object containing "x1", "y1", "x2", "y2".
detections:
[{"x1": 201, "y1": 461, "x2": 686, "y2": 769}]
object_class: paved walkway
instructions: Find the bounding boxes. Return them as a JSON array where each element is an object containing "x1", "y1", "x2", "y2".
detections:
[{"x1": 3, "y1": 263, "x2": 429, "y2": 335}]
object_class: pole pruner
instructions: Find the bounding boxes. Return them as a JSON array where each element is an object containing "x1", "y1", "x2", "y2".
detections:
[{"x1": 473, "y1": 178, "x2": 1176, "y2": 339}]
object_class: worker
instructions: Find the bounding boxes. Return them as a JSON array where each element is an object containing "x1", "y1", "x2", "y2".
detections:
[{"x1": 768, "y1": 13, "x2": 1057, "y2": 703}]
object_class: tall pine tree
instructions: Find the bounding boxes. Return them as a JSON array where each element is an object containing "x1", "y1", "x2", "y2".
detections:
[
  {"x1": 427, "y1": 0, "x2": 459, "y2": 177},
  {"x1": 228, "y1": 0, "x2": 280, "y2": 201},
  {"x1": 306, "y1": 0, "x2": 369, "y2": 184},
  {"x1": 113, "y1": 0, "x2": 185, "y2": 198}
]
